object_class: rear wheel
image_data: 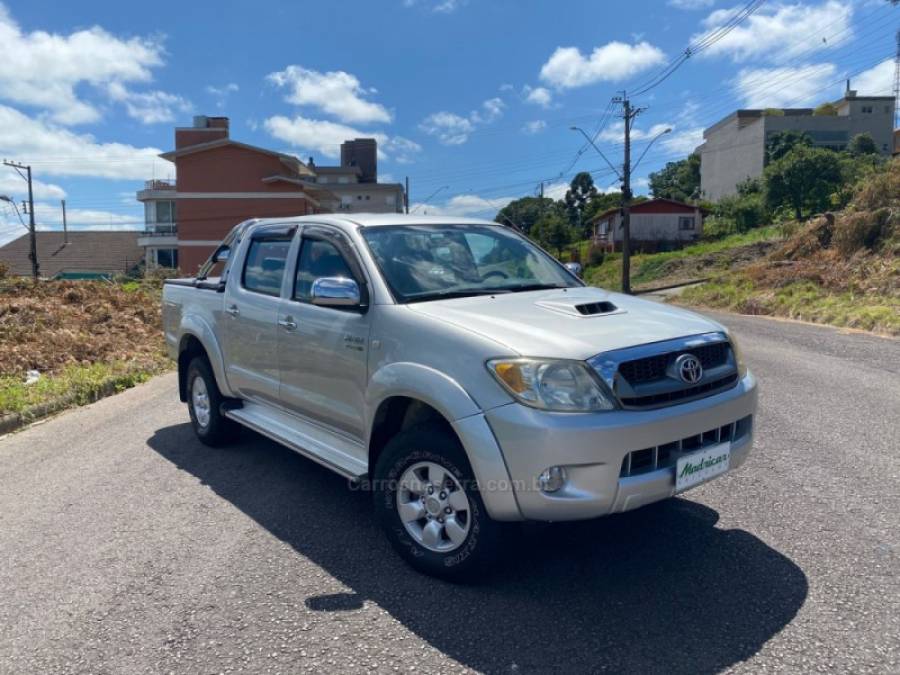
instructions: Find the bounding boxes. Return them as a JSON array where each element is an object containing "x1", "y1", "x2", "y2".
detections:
[
  {"x1": 186, "y1": 357, "x2": 238, "y2": 447},
  {"x1": 373, "y1": 423, "x2": 503, "y2": 580}
]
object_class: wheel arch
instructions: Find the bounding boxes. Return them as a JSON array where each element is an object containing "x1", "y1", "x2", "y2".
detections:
[
  {"x1": 176, "y1": 316, "x2": 232, "y2": 402},
  {"x1": 366, "y1": 362, "x2": 522, "y2": 521}
]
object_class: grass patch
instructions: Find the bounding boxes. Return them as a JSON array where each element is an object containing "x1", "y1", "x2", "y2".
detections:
[
  {"x1": 0, "y1": 359, "x2": 169, "y2": 416},
  {"x1": 585, "y1": 226, "x2": 781, "y2": 291},
  {"x1": 679, "y1": 274, "x2": 900, "y2": 336}
]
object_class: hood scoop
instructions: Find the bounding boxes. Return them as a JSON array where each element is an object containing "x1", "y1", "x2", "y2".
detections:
[{"x1": 535, "y1": 296, "x2": 625, "y2": 318}]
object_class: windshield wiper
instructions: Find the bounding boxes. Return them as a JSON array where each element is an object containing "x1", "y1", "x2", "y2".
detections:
[
  {"x1": 500, "y1": 283, "x2": 571, "y2": 293},
  {"x1": 405, "y1": 288, "x2": 512, "y2": 304}
]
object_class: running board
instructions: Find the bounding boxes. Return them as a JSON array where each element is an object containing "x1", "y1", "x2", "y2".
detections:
[{"x1": 225, "y1": 403, "x2": 368, "y2": 482}]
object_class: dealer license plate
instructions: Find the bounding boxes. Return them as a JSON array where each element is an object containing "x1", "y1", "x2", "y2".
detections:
[{"x1": 675, "y1": 443, "x2": 731, "y2": 493}]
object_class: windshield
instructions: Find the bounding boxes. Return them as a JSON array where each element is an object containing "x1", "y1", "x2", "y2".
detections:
[{"x1": 361, "y1": 224, "x2": 581, "y2": 303}]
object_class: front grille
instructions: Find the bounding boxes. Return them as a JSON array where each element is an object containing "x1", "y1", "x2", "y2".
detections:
[
  {"x1": 619, "y1": 415, "x2": 752, "y2": 477},
  {"x1": 619, "y1": 373, "x2": 738, "y2": 408},
  {"x1": 618, "y1": 341, "x2": 730, "y2": 385}
]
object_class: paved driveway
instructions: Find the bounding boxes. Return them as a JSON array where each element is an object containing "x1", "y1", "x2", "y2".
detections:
[{"x1": 1, "y1": 313, "x2": 897, "y2": 673}]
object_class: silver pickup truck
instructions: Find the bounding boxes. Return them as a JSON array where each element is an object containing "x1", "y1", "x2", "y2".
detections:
[{"x1": 163, "y1": 215, "x2": 757, "y2": 578}]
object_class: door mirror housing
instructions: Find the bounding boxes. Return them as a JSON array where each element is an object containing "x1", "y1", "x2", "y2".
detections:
[
  {"x1": 311, "y1": 277, "x2": 362, "y2": 307},
  {"x1": 213, "y1": 246, "x2": 231, "y2": 263}
]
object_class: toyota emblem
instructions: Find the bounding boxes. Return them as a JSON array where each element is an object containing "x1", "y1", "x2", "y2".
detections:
[{"x1": 675, "y1": 354, "x2": 703, "y2": 384}]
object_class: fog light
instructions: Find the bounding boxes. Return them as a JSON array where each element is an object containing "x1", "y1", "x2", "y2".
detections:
[{"x1": 538, "y1": 466, "x2": 567, "y2": 493}]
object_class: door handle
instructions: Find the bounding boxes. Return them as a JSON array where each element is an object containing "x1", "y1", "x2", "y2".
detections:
[
  {"x1": 278, "y1": 316, "x2": 297, "y2": 331},
  {"x1": 225, "y1": 304, "x2": 240, "y2": 317}
]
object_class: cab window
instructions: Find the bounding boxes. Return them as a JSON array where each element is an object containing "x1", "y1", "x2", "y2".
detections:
[
  {"x1": 294, "y1": 238, "x2": 355, "y2": 301},
  {"x1": 242, "y1": 237, "x2": 291, "y2": 296}
]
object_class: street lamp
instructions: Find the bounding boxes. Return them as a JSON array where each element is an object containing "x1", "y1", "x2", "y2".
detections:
[
  {"x1": 632, "y1": 127, "x2": 672, "y2": 174},
  {"x1": 0, "y1": 195, "x2": 27, "y2": 229},
  {"x1": 410, "y1": 185, "x2": 449, "y2": 214}
]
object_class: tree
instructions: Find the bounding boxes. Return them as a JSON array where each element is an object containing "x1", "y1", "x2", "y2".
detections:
[
  {"x1": 813, "y1": 102, "x2": 838, "y2": 116},
  {"x1": 847, "y1": 132, "x2": 878, "y2": 156},
  {"x1": 764, "y1": 144, "x2": 843, "y2": 220},
  {"x1": 649, "y1": 153, "x2": 701, "y2": 202},
  {"x1": 494, "y1": 196, "x2": 560, "y2": 234},
  {"x1": 766, "y1": 130, "x2": 812, "y2": 164},
  {"x1": 563, "y1": 172, "x2": 597, "y2": 237},
  {"x1": 531, "y1": 212, "x2": 573, "y2": 257}
]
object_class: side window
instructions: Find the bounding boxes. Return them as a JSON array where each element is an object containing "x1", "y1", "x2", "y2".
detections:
[
  {"x1": 294, "y1": 238, "x2": 355, "y2": 301},
  {"x1": 243, "y1": 238, "x2": 291, "y2": 296}
]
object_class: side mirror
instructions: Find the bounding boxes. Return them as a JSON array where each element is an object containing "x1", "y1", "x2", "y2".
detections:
[
  {"x1": 213, "y1": 246, "x2": 231, "y2": 263},
  {"x1": 564, "y1": 262, "x2": 583, "y2": 279},
  {"x1": 311, "y1": 277, "x2": 361, "y2": 307}
]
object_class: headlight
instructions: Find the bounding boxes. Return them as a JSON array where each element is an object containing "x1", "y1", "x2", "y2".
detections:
[
  {"x1": 487, "y1": 358, "x2": 617, "y2": 412},
  {"x1": 725, "y1": 330, "x2": 747, "y2": 377}
]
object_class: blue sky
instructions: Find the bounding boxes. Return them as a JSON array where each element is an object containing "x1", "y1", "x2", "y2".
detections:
[{"x1": 0, "y1": 0, "x2": 896, "y2": 245}]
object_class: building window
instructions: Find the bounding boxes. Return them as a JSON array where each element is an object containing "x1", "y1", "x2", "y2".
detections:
[
  {"x1": 338, "y1": 176, "x2": 350, "y2": 184},
  {"x1": 340, "y1": 195, "x2": 353, "y2": 208},
  {"x1": 385, "y1": 195, "x2": 395, "y2": 206},
  {"x1": 357, "y1": 195, "x2": 363, "y2": 200},
  {"x1": 365, "y1": 195, "x2": 370, "y2": 201},
  {"x1": 679, "y1": 216, "x2": 695, "y2": 230},
  {"x1": 156, "y1": 200, "x2": 175, "y2": 223},
  {"x1": 156, "y1": 248, "x2": 178, "y2": 269},
  {"x1": 861, "y1": 105, "x2": 873, "y2": 114}
]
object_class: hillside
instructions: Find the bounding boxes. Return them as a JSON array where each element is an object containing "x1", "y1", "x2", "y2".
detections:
[{"x1": 585, "y1": 159, "x2": 899, "y2": 336}]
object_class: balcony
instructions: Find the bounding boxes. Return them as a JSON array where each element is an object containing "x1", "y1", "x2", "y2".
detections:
[
  {"x1": 137, "y1": 179, "x2": 177, "y2": 201},
  {"x1": 144, "y1": 179, "x2": 175, "y2": 190},
  {"x1": 137, "y1": 222, "x2": 177, "y2": 248}
]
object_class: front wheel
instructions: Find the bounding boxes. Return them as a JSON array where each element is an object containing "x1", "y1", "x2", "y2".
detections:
[{"x1": 373, "y1": 423, "x2": 503, "y2": 580}]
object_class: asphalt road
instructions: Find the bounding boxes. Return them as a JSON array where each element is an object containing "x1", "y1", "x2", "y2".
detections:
[{"x1": 1, "y1": 312, "x2": 898, "y2": 674}]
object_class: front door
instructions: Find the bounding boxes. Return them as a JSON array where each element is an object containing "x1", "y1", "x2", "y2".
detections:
[
  {"x1": 277, "y1": 228, "x2": 371, "y2": 443},
  {"x1": 221, "y1": 225, "x2": 294, "y2": 404}
]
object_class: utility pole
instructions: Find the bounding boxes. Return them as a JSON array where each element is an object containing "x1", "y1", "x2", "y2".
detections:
[
  {"x1": 61, "y1": 199, "x2": 68, "y2": 244},
  {"x1": 3, "y1": 160, "x2": 38, "y2": 280},
  {"x1": 894, "y1": 29, "x2": 899, "y2": 129},
  {"x1": 404, "y1": 176, "x2": 410, "y2": 214},
  {"x1": 612, "y1": 94, "x2": 644, "y2": 295}
]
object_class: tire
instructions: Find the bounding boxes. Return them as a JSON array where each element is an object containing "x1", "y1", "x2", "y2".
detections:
[
  {"x1": 186, "y1": 357, "x2": 239, "y2": 447},
  {"x1": 373, "y1": 423, "x2": 503, "y2": 580}
]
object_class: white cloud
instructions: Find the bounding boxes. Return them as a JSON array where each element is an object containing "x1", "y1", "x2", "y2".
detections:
[
  {"x1": 403, "y1": 0, "x2": 466, "y2": 12},
  {"x1": 419, "y1": 112, "x2": 474, "y2": 145},
  {"x1": 106, "y1": 82, "x2": 192, "y2": 124},
  {"x1": 470, "y1": 97, "x2": 505, "y2": 124},
  {"x1": 420, "y1": 97, "x2": 506, "y2": 145},
  {"x1": 263, "y1": 114, "x2": 421, "y2": 163},
  {"x1": 693, "y1": 1, "x2": 852, "y2": 64},
  {"x1": 539, "y1": 41, "x2": 666, "y2": 89},
  {"x1": 0, "y1": 174, "x2": 66, "y2": 201},
  {"x1": 522, "y1": 120, "x2": 547, "y2": 135},
  {"x1": 523, "y1": 85, "x2": 553, "y2": 108},
  {"x1": 0, "y1": 4, "x2": 182, "y2": 125},
  {"x1": 267, "y1": 65, "x2": 392, "y2": 124},
  {"x1": 206, "y1": 82, "x2": 239, "y2": 109},
  {"x1": 0, "y1": 104, "x2": 168, "y2": 179},
  {"x1": 661, "y1": 126, "x2": 704, "y2": 154},
  {"x1": 669, "y1": 0, "x2": 714, "y2": 9},
  {"x1": 735, "y1": 63, "x2": 837, "y2": 108},
  {"x1": 852, "y1": 58, "x2": 894, "y2": 96},
  {"x1": 32, "y1": 202, "x2": 142, "y2": 229},
  {"x1": 411, "y1": 193, "x2": 516, "y2": 218},
  {"x1": 598, "y1": 121, "x2": 672, "y2": 143}
]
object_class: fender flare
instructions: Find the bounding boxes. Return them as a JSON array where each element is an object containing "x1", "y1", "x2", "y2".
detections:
[
  {"x1": 366, "y1": 362, "x2": 522, "y2": 520},
  {"x1": 178, "y1": 314, "x2": 235, "y2": 399}
]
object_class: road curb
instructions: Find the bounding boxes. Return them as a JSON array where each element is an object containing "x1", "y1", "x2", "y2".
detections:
[{"x1": 0, "y1": 371, "x2": 167, "y2": 438}]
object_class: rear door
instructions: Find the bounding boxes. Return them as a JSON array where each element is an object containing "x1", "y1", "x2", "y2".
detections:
[
  {"x1": 220, "y1": 224, "x2": 295, "y2": 404},
  {"x1": 277, "y1": 226, "x2": 371, "y2": 443}
]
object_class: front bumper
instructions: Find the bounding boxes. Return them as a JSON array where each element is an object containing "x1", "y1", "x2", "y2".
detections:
[{"x1": 483, "y1": 371, "x2": 757, "y2": 521}]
